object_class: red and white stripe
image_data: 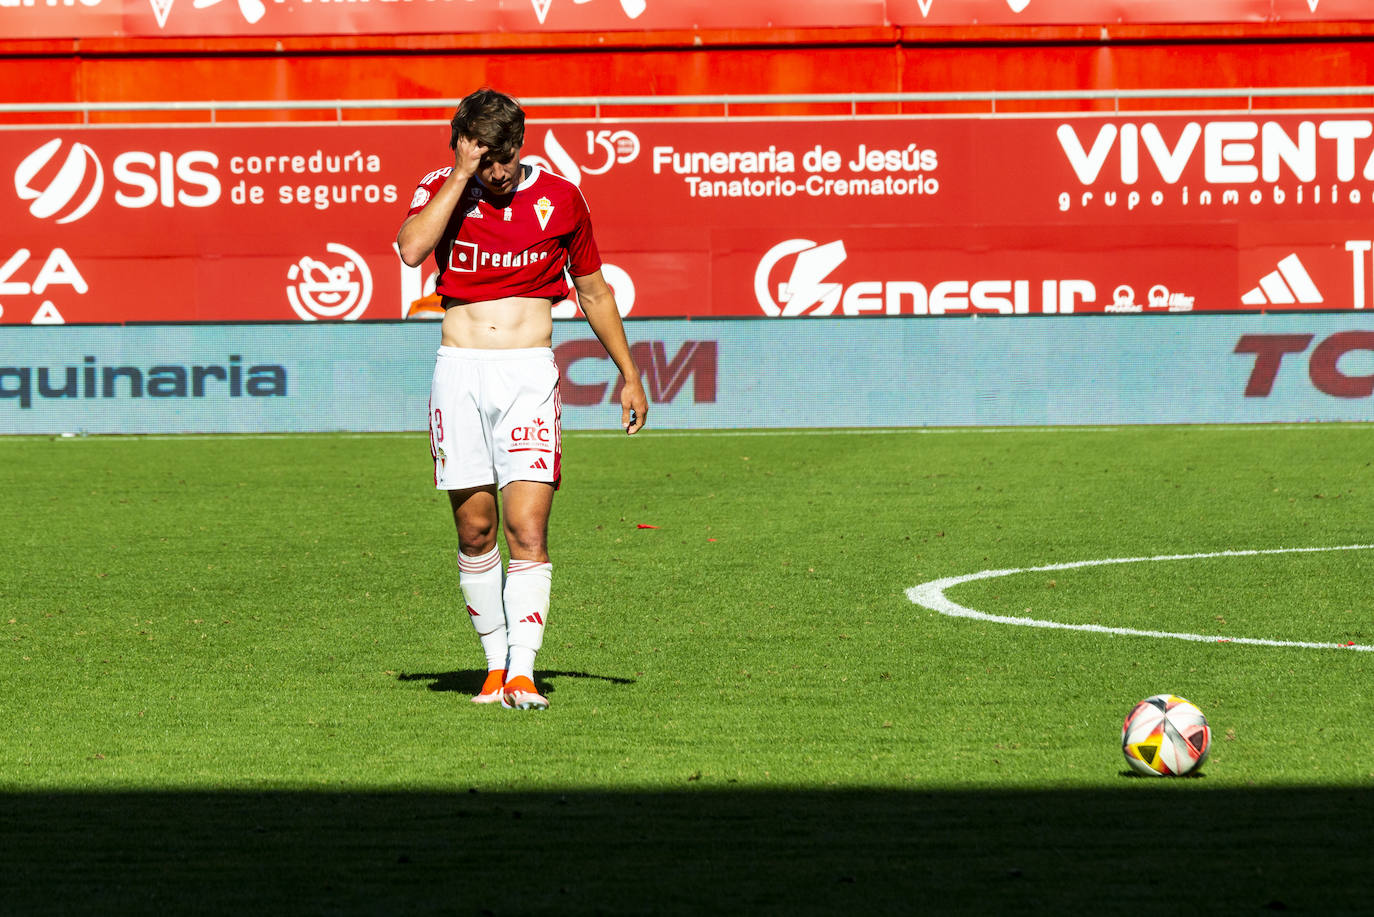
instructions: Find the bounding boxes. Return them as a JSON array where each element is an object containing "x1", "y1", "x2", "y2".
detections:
[
  {"x1": 458, "y1": 549, "x2": 502, "y2": 575},
  {"x1": 427, "y1": 396, "x2": 438, "y2": 488},
  {"x1": 552, "y1": 364, "x2": 563, "y2": 486}
]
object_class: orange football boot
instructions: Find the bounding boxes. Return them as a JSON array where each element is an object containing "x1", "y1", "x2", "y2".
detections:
[
  {"x1": 501, "y1": 676, "x2": 549, "y2": 710},
  {"x1": 471, "y1": 669, "x2": 506, "y2": 705}
]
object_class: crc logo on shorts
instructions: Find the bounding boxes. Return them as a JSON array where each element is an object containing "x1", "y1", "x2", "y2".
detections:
[
  {"x1": 286, "y1": 242, "x2": 373, "y2": 321},
  {"x1": 15, "y1": 139, "x2": 104, "y2": 224},
  {"x1": 509, "y1": 418, "x2": 553, "y2": 453}
]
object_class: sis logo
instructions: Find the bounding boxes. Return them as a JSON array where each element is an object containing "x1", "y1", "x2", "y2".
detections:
[{"x1": 14, "y1": 138, "x2": 220, "y2": 225}]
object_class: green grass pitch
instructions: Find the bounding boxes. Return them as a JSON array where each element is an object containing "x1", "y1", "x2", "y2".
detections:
[{"x1": 2, "y1": 425, "x2": 1372, "y2": 914}]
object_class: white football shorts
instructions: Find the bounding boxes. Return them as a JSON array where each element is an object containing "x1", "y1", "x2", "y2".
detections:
[{"x1": 428, "y1": 346, "x2": 562, "y2": 491}]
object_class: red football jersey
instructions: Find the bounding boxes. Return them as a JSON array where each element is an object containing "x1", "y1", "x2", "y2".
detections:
[{"x1": 406, "y1": 165, "x2": 602, "y2": 304}]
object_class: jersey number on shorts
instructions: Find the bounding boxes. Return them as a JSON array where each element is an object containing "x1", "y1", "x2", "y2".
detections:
[{"x1": 430, "y1": 408, "x2": 445, "y2": 453}]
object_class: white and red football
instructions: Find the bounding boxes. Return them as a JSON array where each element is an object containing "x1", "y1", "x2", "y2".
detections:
[{"x1": 1121, "y1": 694, "x2": 1211, "y2": 777}]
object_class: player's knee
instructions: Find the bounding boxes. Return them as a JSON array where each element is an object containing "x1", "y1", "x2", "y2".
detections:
[
  {"x1": 504, "y1": 522, "x2": 548, "y2": 561},
  {"x1": 457, "y1": 520, "x2": 498, "y2": 554}
]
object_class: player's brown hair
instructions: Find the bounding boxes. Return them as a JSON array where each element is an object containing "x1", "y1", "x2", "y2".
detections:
[{"x1": 449, "y1": 88, "x2": 526, "y2": 163}]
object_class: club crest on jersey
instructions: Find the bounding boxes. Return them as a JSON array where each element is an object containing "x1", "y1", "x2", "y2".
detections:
[{"x1": 534, "y1": 197, "x2": 554, "y2": 230}]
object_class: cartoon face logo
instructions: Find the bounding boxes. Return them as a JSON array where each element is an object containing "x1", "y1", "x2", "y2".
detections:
[
  {"x1": 286, "y1": 242, "x2": 373, "y2": 321},
  {"x1": 14, "y1": 139, "x2": 104, "y2": 224}
]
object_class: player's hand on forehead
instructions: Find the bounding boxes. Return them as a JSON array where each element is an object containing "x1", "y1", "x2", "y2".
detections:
[{"x1": 453, "y1": 135, "x2": 488, "y2": 175}]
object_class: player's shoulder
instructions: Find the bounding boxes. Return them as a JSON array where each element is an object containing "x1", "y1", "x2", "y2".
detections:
[
  {"x1": 417, "y1": 165, "x2": 454, "y2": 187},
  {"x1": 522, "y1": 166, "x2": 586, "y2": 203}
]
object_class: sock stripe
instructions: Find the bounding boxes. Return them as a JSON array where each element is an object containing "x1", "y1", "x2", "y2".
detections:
[
  {"x1": 508, "y1": 559, "x2": 551, "y2": 575},
  {"x1": 459, "y1": 548, "x2": 502, "y2": 575}
]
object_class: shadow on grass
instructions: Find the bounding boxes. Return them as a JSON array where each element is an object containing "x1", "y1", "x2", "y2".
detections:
[
  {"x1": 397, "y1": 669, "x2": 636, "y2": 697},
  {"x1": 4, "y1": 786, "x2": 1371, "y2": 915}
]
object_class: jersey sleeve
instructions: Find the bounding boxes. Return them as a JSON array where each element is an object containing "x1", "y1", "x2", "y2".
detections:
[
  {"x1": 564, "y1": 188, "x2": 603, "y2": 277},
  {"x1": 406, "y1": 184, "x2": 432, "y2": 217},
  {"x1": 406, "y1": 167, "x2": 452, "y2": 217}
]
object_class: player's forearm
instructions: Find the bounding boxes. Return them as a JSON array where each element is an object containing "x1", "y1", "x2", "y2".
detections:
[{"x1": 595, "y1": 325, "x2": 640, "y2": 385}]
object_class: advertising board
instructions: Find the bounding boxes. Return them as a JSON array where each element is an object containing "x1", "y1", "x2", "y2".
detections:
[
  {"x1": 6, "y1": 115, "x2": 1374, "y2": 326},
  {"x1": 2, "y1": 0, "x2": 1366, "y2": 41},
  {"x1": 2, "y1": 316, "x2": 1370, "y2": 435}
]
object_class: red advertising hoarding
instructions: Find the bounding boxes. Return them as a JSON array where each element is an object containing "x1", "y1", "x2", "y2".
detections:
[
  {"x1": 5, "y1": 113, "x2": 1374, "y2": 325},
  {"x1": 887, "y1": 0, "x2": 1363, "y2": 26},
  {"x1": 1, "y1": 0, "x2": 1369, "y2": 41}
]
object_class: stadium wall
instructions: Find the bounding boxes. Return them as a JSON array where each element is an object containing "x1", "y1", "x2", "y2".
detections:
[
  {"x1": 3, "y1": 315, "x2": 1372, "y2": 434},
  {"x1": 6, "y1": 38, "x2": 1374, "y2": 125},
  {"x1": 4, "y1": 14, "x2": 1374, "y2": 123}
]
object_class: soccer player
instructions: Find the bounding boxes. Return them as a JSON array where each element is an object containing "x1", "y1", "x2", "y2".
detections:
[{"x1": 396, "y1": 88, "x2": 648, "y2": 710}]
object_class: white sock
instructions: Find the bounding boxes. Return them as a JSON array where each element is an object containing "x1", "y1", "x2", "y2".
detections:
[
  {"x1": 504, "y1": 560, "x2": 551, "y2": 681},
  {"x1": 458, "y1": 546, "x2": 507, "y2": 672}
]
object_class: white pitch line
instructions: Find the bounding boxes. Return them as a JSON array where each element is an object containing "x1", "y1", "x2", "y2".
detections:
[{"x1": 906, "y1": 545, "x2": 1374, "y2": 651}]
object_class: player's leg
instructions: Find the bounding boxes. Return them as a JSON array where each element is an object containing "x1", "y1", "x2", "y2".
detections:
[
  {"x1": 487, "y1": 348, "x2": 560, "y2": 710},
  {"x1": 430, "y1": 347, "x2": 507, "y2": 704},
  {"x1": 499, "y1": 481, "x2": 554, "y2": 709},
  {"x1": 450, "y1": 486, "x2": 509, "y2": 703}
]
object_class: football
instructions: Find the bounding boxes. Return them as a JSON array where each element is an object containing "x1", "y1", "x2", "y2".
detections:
[{"x1": 1121, "y1": 694, "x2": 1211, "y2": 777}]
